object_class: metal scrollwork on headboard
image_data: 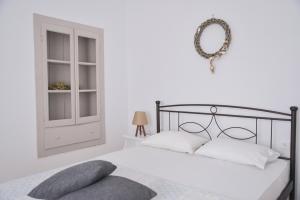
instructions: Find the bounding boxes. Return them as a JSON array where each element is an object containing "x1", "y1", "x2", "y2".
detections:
[{"x1": 177, "y1": 105, "x2": 257, "y2": 141}]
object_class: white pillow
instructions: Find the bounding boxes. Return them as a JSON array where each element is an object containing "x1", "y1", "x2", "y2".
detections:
[
  {"x1": 141, "y1": 131, "x2": 208, "y2": 153},
  {"x1": 195, "y1": 139, "x2": 280, "y2": 169}
]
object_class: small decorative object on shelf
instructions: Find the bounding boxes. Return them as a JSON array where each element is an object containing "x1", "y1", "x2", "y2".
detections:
[
  {"x1": 132, "y1": 111, "x2": 148, "y2": 137},
  {"x1": 48, "y1": 82, "x2": 71, "y2": 90}
]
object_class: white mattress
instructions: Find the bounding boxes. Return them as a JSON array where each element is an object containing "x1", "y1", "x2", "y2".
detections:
[
  {"x1": 101, "y1": 146, "x2": 289, "y2": 200},
  {"x1": 0, "y1": 146, "x2": 289, "y2": 200}
]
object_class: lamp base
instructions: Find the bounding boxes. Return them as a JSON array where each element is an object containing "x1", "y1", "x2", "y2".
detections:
[{"x1": 135, "y1": 125, "x2": 146, "y2": 137}]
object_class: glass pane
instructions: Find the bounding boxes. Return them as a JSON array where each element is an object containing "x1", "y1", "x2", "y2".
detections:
[
  {"x1": 79, "y1": 92, "x2": 97, "y2": 117},
  {"x1": 49, "y1": 93, "x2": 71, "y2": 120},
  {"x1": 78, "y1": 36, "x2": 96, "y2": 63},
  {"x1": 47, "y1": 31, "x2": 70, "y2": 61},
  {"x1": 79, "y1": 65, "x2": 96, "y2": 90},
  {"x1": 48, "y1": 63, "x2": 71, "y2": 90}
]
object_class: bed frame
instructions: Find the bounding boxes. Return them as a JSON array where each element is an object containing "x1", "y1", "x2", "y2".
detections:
[{"x1": 155, "y1": 100, "x2": 297, "y2": 200}]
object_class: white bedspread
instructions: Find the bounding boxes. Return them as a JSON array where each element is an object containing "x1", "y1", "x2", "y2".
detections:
[
  {"x1": 0, "y1": 164, "x2": 231, "y2": 200},
  {"x1": 0, "y1": 146, "x2": 289, "y2": 200}
]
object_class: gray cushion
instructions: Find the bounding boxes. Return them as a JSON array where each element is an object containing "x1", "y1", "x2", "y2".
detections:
[
  {"x1": 58, "y1": 176, "x2": 157, "y2": 200},
  {"x1": 28, "y1": 160, "x2": 116, "y2": 200}
]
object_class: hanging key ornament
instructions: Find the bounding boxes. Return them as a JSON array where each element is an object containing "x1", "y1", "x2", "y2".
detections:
[{"x1": 194, "y1": 18, "x2": 231, "y2": 73}]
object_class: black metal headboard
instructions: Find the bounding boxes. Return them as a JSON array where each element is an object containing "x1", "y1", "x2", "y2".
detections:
[{"x1": 155, "y1": 100, "x2": 297, "y2": 200}]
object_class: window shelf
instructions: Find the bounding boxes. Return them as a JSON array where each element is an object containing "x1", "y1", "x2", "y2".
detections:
[
  {"x1": 48, "y1": 90, "x2": 71, "y2": 93},
  {"x1": 78, "y1": 62, "x2": 96, "y2": 66},
  {"x1": 48, "y1": 59, "x2": 70, "y2": 64},
  {"x1": 79, "y1": 89, "x2": 97, "y2": 93}
]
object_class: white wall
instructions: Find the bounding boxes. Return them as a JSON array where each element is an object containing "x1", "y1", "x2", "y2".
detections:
[
  {"x1": 1, "y1": 0, "x2": 300, "y2": 198},
  {"x1": 125, "y1": 0, "x2": 300, "y2": 198},
  {"x1": 0, "y1": 0, "x2": 127, "y2": 182}
]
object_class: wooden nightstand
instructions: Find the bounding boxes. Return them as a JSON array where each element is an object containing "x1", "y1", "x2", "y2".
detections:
[{"x1": 123, "y1": 134, "x2": 148, "y2": 149}]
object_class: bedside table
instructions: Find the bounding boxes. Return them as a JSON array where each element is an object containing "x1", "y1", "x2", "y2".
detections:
[{"x1": 123, "y1": 134, "x2": 148, "y2": 149}]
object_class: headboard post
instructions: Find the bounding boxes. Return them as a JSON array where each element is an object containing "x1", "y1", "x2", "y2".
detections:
[
  {"x1": 290, "y1": 106, "x2": 298, "y2": 200},
  {"x1": 156, "y1": 100, "x2": 161, "y2": 133}
]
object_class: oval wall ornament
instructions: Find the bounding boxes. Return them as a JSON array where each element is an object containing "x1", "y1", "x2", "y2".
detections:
[{"x1": 194, "y1": 18, "x2": 231, "y2": 73}]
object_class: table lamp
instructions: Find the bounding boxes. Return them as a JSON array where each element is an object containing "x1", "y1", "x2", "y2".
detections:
[{"x1": 132, "y1": 111, "x2": 148, "y2": 137}]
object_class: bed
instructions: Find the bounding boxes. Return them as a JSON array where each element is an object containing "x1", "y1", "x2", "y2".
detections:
[{"x1": 0, "y1": 101, "x2": 297, "y2": 200}]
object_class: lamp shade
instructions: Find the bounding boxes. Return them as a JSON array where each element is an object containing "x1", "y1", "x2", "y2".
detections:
[{"x1": 132, "y1": 111, "x2": 148, "y2": 125}]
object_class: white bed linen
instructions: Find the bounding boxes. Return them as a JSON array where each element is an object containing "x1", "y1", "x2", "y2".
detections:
[
  {"x1": 0, "y1": 146, "x2": 289, "y2": 200},
  {"x1": 101, "y1": 146, "x2": 289, "y2": 200}
]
